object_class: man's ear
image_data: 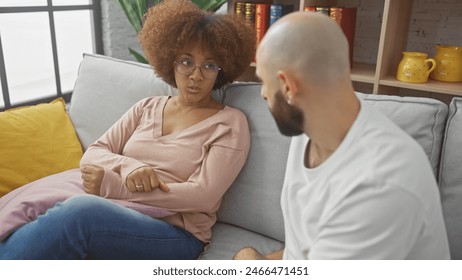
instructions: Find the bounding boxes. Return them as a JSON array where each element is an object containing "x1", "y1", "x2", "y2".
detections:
[{"x1": 277, "y1": 70, "x2": 299, "y2": 104}]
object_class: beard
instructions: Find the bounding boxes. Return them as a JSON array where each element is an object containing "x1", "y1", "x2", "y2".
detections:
[{"x1": 269, "y1": 90, "x2": 304, "y2": 136}]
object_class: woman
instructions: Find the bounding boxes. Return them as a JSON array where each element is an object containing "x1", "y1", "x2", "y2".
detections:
[{"x1": 0, "y1": 0, "x2": 255, "y2": 259}]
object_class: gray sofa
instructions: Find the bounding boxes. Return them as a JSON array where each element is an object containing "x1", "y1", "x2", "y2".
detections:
[{"x1": 68, "y1": 53, "x2": 462, "y2": 259}]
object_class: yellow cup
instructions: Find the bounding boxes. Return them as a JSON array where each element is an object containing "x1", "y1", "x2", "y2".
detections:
[{"x1": 396, "y1": 52, "x2": 436, "y2": 83}]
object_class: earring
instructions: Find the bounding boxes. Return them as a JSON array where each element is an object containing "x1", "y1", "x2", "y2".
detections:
[{"x1": 287, "y1": 96, "x2": 292, "y2": 105}]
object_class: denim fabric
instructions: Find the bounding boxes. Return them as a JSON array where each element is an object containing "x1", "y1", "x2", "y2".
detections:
[{"x1": 0, "y1": 195, "x2": 204, "y2": 260}]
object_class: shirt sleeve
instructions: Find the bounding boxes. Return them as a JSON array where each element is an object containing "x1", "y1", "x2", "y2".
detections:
[
  {"x1": 99, "y1": 115, "x2": 251, "y2": 213},
  {"x1": 309, "y1": 183, "x2": 425, "y2": 259},
  {"x1": 79, "y1": 99, "x2": 151, "y2": 184}
]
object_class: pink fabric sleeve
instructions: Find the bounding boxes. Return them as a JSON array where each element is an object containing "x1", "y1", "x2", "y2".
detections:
[
  {"x1": 101, "y1": 168, "x2": 175, "y2": 217},
  {"x1": 79, "y1": 99, "x2": 149, "y2": 184},
  {"x1": 100, "y1": 136, "x2": 250, "y2": 213}
]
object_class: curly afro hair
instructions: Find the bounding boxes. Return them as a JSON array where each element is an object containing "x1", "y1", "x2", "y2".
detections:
[{"x1": 138, "y1": 0, "x2": 256, "y2": 89}]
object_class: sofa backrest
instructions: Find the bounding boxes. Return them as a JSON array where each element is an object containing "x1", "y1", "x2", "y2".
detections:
[
  {"x1": 357, "y1": 93, "x2": 448, "y2": 177},
  {"x1": 217, "y1": 83, "x2": 291, "y2": 242},
  {"x1": 68, "y1": 54, "x2": 178, "y2": 150},
  {"x1": 439, "y1": 97, "x2": 462, "y2": 260}
]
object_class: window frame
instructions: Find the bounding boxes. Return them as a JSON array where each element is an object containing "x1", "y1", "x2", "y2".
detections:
[{"x1": 0, "y1": 0, "x2": 103, "y2": 110}]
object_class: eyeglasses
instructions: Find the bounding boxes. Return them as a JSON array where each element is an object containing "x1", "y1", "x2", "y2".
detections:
[{"x1": 174, "y1": 59, "x2": 221, "y2": 79}]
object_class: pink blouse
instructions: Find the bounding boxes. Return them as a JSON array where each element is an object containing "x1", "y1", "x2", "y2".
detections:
[{"x1": 80, "y1": 96, "x2": 250, "y2": 243}]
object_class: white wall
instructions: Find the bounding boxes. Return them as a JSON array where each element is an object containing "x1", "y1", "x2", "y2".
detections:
[{"x1": 101, "y1": 0, "x2": 141, "y2": 61}]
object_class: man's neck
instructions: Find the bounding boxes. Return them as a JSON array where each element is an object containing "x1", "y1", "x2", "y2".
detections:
[{"x1": 302, "y1": 89, "x2": 360, "y2": 168}]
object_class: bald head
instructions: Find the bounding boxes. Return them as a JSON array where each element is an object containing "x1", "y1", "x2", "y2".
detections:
[{"x1": 257, "y1": 12, "x2": 350, "y2": 87}]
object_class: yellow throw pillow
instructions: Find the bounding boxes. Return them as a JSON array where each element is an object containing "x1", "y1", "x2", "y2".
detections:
[{"x1": 0, "y1": 98, "x2": 83, "y2": 196}]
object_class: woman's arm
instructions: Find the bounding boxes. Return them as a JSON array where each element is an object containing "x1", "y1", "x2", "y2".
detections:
[
  {"x1": 100, "y1": 143, "x2": 249, "y2": 212},
  {"x1": 80, "y1": 99, "x2": 151, "y2": 182}
]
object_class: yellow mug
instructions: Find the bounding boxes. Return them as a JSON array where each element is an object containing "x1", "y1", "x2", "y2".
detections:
[{"x1": 396, "y1": 52, "x2": 437, "y2": 83}]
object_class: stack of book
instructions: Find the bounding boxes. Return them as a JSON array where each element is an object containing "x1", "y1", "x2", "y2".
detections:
[
  {"x1": 235, "y1": 3, "x2": 357, "y2": 66},
  {"x1": 304, "y1": 6, "x2": 357, "y2": 66},
  {"x1": 235, "y1": 2, "x2": 294, "y2": 49}
]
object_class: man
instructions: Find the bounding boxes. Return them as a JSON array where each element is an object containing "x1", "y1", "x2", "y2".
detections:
[{"x1": 234, "y1": 12, "x2": 450, "y2": 259}]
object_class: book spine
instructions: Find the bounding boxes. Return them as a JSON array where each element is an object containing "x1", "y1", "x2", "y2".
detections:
[
  {"x1": 270, "y1": 4, "x2": 282, "y2": 26},
  {"x1": 255, "y1": 4, "x2": 271, "y2": 46},
  {"x1": 304, "y1": 6, "x2": 316, "y2": 12},
  {"x1": 330, "y1": 7, "x2": 357, "y2": 67},
  {"x1": 244, "y1": 3, "x2": 256, "y2": 27},
  {"x1": 315, "y1": 7, "x2": 330, "y2": 16},
  {"x1": 329, "y1": 7, "x2": 343, "y2": 25},
  {"x1": 235, "y1": 2, "x2": 246, "y2": 18}
]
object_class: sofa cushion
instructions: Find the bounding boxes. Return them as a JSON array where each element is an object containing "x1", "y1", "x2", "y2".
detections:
[
  {"x1": 0, "y1": 98, "x2": 83, "y2": 196},
  {"x1": 217, "y1": 83, "x2": 291, "y2": 243},
  {"x1": 357, "y1": 92, "x2": 448, "y2": 177},
  {"x1": 439, "y1": 97, "x2": 462, "y2": 260},
  {"x1": 199, "y1": 222, "x2": 284, "y2": 260},
  {"x1": 68, "y1": 54, "x2": 178, "y2": 150}
]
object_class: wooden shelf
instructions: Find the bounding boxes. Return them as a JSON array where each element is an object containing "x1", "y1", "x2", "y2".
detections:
[
  {"x1": 230, "y1": 0, "x2": 462, "y2": 103},
  {"x1": 350, "y1": 62, "x2": 376, "y2": 84},
  {"x1": 380, "y1": 76, "x2": 462, "y2": 97}
]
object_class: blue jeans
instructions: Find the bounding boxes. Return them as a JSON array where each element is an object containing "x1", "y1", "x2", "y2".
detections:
[{"x1": 0, "y1": 195, "x2": 204, "y2": 259}]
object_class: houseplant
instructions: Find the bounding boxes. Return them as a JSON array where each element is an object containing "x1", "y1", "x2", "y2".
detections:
[{"x1": 115, "y1": 0, "x2": 228, "y2": 63}]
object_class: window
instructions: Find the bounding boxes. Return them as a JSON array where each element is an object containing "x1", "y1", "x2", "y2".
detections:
[{"x1": 0, "y1": 0, "x2": 102, "y2": 110}]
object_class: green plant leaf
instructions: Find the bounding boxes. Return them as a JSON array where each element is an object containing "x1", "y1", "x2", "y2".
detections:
[
  {"x1": 192, "y1": 0, "x2": 227, "y2": 11},
  {"x1": 114, "y1": 0, "x2": 148, "y2": 32},
  {"x1": 128, "y1": 48, "x2": 149, "y2": 64}
]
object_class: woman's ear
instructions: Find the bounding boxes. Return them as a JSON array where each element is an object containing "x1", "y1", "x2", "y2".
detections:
[{"x1": 277, "y1": 70, "x2": 299, "y2": 105}]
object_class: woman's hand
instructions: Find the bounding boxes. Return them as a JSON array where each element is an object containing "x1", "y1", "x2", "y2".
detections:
[
  {"x1": 126, "y1": 166, "x2": 170, "y2": 193},
  {"x1": 81, "y1": 164, "x2": 105, "y2": 196}
]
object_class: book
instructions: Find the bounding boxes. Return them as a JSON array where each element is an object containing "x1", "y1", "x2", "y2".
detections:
[
  {"x1": 270, "y1": 4, "x2": 283, "y2": 26},
  {"x1": 304, "y1": 6, "x2": 316, "y2": 12},
  {"x1": 235, "y1": 2, "x2": 246, "y2": 18},
  {"x1": 315, "y1": 7, "x2": 330, "y2": 16},
  {"x1": 329, "y1": 7, "x2": 357, "y2": 67},
  {"x1": 255, "y1": 4, "x2": 271, "y2": 46},
  {"x1": 244, "y1": 3, "x2": 256, "y2": 27}
]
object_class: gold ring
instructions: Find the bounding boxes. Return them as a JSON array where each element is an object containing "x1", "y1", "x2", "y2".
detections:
[{"x1": 135, "y1": 185, "x2": 143, "y2": 191}]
